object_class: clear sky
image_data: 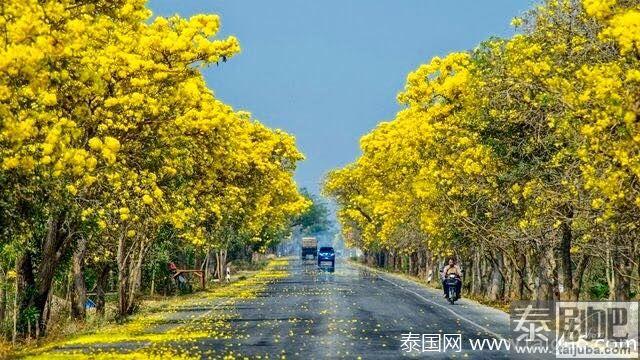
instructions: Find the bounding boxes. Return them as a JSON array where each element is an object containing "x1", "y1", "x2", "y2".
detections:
[{"x1": 148, "y1": 0, "x2": 533, "y2": 194}]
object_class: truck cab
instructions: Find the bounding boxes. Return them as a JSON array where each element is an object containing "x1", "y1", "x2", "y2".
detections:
[{"x1": 317, "y1": 247, "x2": 335, "y2": 269}]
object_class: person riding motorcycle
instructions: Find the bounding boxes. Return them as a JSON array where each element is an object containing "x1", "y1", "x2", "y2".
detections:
[{"x1": 441, "y1": 257, "x2": 462, "y2": 299}]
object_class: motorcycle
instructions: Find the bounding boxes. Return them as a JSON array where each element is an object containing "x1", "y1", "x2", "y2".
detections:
[{"x1": 444, "y1": 274, "x2": 461, "y2": 304}]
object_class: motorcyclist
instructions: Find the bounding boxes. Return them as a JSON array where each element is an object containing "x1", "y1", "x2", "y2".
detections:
[{"x1": 441, "y1": 257, "x2": 462, "y2": 298}]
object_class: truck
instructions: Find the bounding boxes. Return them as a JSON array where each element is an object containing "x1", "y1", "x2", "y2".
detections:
[{"x1": 301, "y1": 237, "x2": 318, "y2": 260}]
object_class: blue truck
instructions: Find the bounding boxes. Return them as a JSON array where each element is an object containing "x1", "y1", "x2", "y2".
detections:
[{"x1": 317, "y1": 247, "x2": 335, "y2": 269}]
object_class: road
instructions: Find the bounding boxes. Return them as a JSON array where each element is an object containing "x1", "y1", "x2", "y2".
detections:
[
  {"x1": 35, "y1": 258, "x2": 544, "y2": 359},
  {"x1": 193, "y1": 258, "x2": 514, "y2": 359}
]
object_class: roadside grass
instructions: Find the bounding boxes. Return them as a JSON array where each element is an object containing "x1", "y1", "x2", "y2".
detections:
[
  {"x1": 16, "y1": 258, "x2": 291, "y2": 360},
  {"x1": 0, "y1": 339, "x2": 12, "y2": 359},
  {"x1": 348, "y1": 259, "x2": 510, "y2": 312}
]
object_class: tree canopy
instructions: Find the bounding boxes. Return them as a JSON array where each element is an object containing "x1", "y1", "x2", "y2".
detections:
[
  {"x1": 0, "y1": 0, "x2": 307, "y2": 336},
  {"x1": 324, "y1": 0, "x2": 640, "y2": 302}
]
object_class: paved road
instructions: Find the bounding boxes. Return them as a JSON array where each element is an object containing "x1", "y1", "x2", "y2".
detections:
[
  {"x1": 42, "y1": 258, "x2": 552, "y2": 359},
  {"x1": 195, "y1": 259, "x2": 517, "y2": 359}
]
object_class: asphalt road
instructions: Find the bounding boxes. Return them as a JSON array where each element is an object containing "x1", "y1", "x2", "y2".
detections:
[
  {"x1": 195, "y1": 258, "x2": 518, "y2": 359},
  {"x1": 43, "y1": 258, "x2": 552, "y2": 359}
]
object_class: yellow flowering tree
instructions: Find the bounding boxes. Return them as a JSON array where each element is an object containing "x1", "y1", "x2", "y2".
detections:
[
  {"x1": 326, "y1": 0, "x2": 640, "y2": 302},
  {"x1": 0, "y1": 0, "x2": 305, "y2": 336}
]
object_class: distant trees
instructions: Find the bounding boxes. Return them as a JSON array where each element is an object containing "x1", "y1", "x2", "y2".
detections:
[
  {"x1": 293, "y1": 189, "x2": 332, "y2": 236},
  {"x1": 324, "y1": 0, "x2": 640, "y2": 302}
]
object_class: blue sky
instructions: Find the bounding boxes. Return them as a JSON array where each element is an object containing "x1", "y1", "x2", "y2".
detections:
[{"x1": 149, "y1": 0, "x2": 533, "y2": 194}]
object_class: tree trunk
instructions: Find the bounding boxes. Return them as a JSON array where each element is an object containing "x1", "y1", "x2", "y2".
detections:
[
  {"x1": 213, "y1": 251, "x2": 220, "y2": 279},
  {"x1": 408, "y1": 253, "x2": 414, "y2": 275},
  {"x1": 613, "y1": 248, "x2": 632, "y2": 301},
  {"x1": 117, "y1": 232, "x2": 128, "y2": 319},
  {"x1": 503, "y1": 257, "x2": 512, "y2": 300},
  {"x1": 217, "y1": 249, "x2": 227, "y2": 281},
  {"x1": 412, "y1": 253, "x2": 419, "y2": 276},
  {"x1": 471, "y1": 251, "x2": 481, "y2": 296},
  {"x1": 487, "y1": 253, "x2": 504, "y2": 301},
  {"x1": 17, "y1": 214, "x2": 70, "y2": 337},
  {"x1": 571, "y1": 255, "x2": 589, "y2": 301},
  {"x1": 126, "y1": 241, "x2": 146, "y2": 313},
  {"x1": 12, "y1": 268, "x2": 18, "y2": 344},
  {"x1": 35, "y1": 216, "x2": 68, "y2": 333},
  {"x1": 71, "y1": 236, "x2": 87, "y2": 320},
  {"x1": 469, "y1": 252, "x2": 476, "y2": 295},
  {"x1": 515, "y1": 252, "x2": 528, "y2": 300},
  {"x1": 150, "y1": 267, "x2": 156, "y2": 297},
  {"x1": 203, "y1": 248, "x2": 212, "y2": 277},
  {"x1": 0, "y1": 268, "x2": 6, "y2": 322},
  {"x1": 417, "y1": 250, "x2": 425, "y2": 279},
  {"x1": 432, "y1": 258, "x2": 440, "y2": 286},
  {"x1": 559, "y1": 206, "x2": 574, "y2": 300},
  {"x1": 480, "y1": 256, "x2": 489, "y2": 293},
  {"x1": 95, "y1": 264, "x2": 110, "y2": 316},
  {"x1": 535, "y1": 244, "x2": 558, "y2": 301}
]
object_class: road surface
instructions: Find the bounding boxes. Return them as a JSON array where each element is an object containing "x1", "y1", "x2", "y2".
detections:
[
  {"x1": 194, "y1": 259, "x2": 514, "y2": 359},
  {"x1": 37, "y1": 258, "x2": 546, "y2": 359}
]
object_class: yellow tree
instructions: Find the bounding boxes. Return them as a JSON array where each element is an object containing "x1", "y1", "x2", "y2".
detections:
[
  {"x1": 175, "y1": 116, "x2": 308, "y2": 280},
  {"x1": 326, "y1": 0, "x2": 640, "y2": 302},
  {"x1": 0, "y1": 0, "x2": 306, "y2": 332}
]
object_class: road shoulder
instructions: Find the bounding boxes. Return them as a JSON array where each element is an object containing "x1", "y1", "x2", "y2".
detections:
[{"x1": 18, "y1": 258, "x2": 291, "y2": 360}]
